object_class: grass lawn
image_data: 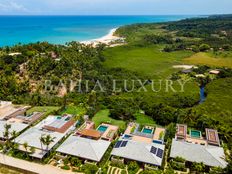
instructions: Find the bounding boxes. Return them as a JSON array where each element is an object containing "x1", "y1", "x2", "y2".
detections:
[
  {"x1": 26, "y1": 106, "x2": 60, "y2": 115},
  {"x1": 92, "y1": 110, "x2": 126, "y2": 129},
  {"x1": 61, "y1": 105, "x2": 86, "y2": 116},
  {"x1": 103, "y1": 45, "x2": 193, "y2": 79},
  {"x1": 134, "y1": 112, "x2": 156, "y2": 126},
  {"x1": 184, "y1": 52, "x2": 232, "y2": 68}
]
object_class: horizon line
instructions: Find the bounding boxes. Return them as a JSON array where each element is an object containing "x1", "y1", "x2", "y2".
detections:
[{"x1": 0, "y1": 13, "x2": 229, "y2": 17}]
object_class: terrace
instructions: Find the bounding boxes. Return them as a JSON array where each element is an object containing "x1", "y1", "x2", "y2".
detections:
[
  {"x1": 0, "y1": 101, "x2": 29, "y2": 120},
  {"x1": 123, "y1": 122, "x2": 166, "y2": 144},
  {"x1": 77, "y1": 121, "x2": 118, "y2": 141},
  {"x1": 205, "y1": 128, "x2": 220, "y2": 146},
  {"x1": 7, "y1": 112, "x2": 44, "y2": 125},
  {"x1": 15, "y1": 115, "x2": 76, "y2": 159}
]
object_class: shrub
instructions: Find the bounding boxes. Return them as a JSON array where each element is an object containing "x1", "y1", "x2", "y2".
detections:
[
  {"x1": 128, "y1": 161, "x2": 140, "y2": 174},
  {"x1": 61, "y1": 165, "x2": 70, "y2": 170},
  {"x1": 199, "y1": 44, "x2": 210, "y2": 52},
  {"x1": 81, "y1": 164, "x2": 98, "y2": 174}
]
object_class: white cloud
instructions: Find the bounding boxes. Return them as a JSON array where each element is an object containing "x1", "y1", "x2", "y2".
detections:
[{"x1": 0, "y1": 1, "x2": 28, "y2": 12}]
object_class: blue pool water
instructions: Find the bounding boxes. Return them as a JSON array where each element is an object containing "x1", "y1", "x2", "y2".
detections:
[
  {"x1": 142, "y1": 128, "x2": 153, "y2": 134},
  {"x1": 0, "y1": 15, "x2": 197, "y2": 46},
  {"x1": 97, "y1": 125, "x2": 108, "y2": 133}
]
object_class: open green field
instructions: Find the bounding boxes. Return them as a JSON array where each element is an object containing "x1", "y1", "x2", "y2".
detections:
[
  {"x1": 184, "y1": 52, "x2": 232, "y2": 68},
  {"x1": 61, "y1": 105, "x2": 86, "y2": 116},
  {"x1": 92, "y1": 110, "x2": 126, "y2": 129},
  {"x1": 134, "y1": 113, "x2": 156, "y2": 125},
  {"x1": 26, "y1": 106, "x2": 60, "y2": 115},
  {"x1": 103, "y1": 45, "x2": 193, "y2": 79}
]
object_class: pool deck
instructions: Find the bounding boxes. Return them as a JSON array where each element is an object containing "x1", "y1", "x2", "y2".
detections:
[
  {"x1": 124, "y1": 122, "x2": 136, "y2": 135},
  {"x1": 153, "y1": 127, "x2": 165, "y2": 141},
  {"x1": 100, "y1": 123, "x2": 119, "y2": 141},
  {"x1": 123, "y1": 122, "x2": 166, "y2": 144}
]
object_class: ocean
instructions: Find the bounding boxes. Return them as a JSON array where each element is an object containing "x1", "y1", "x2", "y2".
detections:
[{"x1": 0, "y1": 15, "x2": 195, "y2": 47}]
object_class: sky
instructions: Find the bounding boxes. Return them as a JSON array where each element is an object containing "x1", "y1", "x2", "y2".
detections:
[{"x1": 0, "y1": 0, "x2": 231, "y2": 15}]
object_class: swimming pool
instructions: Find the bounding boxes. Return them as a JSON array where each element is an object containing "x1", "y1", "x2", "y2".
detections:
[
  {"x1": 97, "y1": 125, "x2": 108, "y2": 133},
  {"x1": 142, "y1": 128, "x2": 153, "y2": 134},
  {"x1": 190, "y1": 130, "x2": 201, "y2": 138}
]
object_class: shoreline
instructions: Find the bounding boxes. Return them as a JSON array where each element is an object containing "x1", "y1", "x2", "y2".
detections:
[{"x1": 81, "y1": 28, "x2": 124, "y2": 46}]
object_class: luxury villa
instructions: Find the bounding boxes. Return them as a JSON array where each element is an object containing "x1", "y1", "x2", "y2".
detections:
[
  {"x1": 56, "y1": 121, "x2": 119, "y2": 163},
  {"x1": 15, "y1": 114, "x2": 76, "y2": 159},
  {"x1": 111, "y1": 122, "x2": 166, "y2": 169},
  {"x1": 170, "y1": 124, "x2": 227, "y2": 169},
  {"x1": 0, "y1": 101, "x2": 42, "y2": 143}
]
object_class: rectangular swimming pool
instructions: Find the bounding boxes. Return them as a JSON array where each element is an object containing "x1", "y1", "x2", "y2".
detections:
[
  {"x1": 142, "y1": 128, "x2": 153, "y2": 134},
  {"x1": 190, "y1": 130, "x2": 201, "y2": 138},
  {"x1": 97, "y1": 125, "x2": 108, "y2": 133}
]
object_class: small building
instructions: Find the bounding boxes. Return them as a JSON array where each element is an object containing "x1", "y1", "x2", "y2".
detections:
[
  {"x1": 56, "y1": 136, "x2": 111, "y2": 162},
  {"x1": 209, "y1": 70, "x2": 220, "y2": 75},
  {"x1": 56, "y1": 121, "x2": 119, "y2": 163},
  {"x1": 111, "y1": 139, "x2": 165, "y2": 167},
  {"x1": 8, "y1": 52, "x2": 22, "y2": 56},
  {"x1": 182, "y1": 69, "x2": 193, "y2": 74},
  {"x1": 170, "y1": 124, "x2": 227, "y2": 169},
  {"x1": 170, "y1": 139, "x2": 227, "y2": 168},
  {"x1": 111, "y1": 122, "x2": 166, "y2": 168},
  {"x1": 15, "y1": 115, "x2": 76, "y2": 159}
]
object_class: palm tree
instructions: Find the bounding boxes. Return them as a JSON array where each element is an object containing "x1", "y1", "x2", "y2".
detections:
[
  {"x1": 43, "y1": 135, "x2": 55, "y2": 152},
  {"x1": 40, "y1": 135, "x2": 55, "y2": 156},
  {"x1": 3, "y1": 124, "x2": 11, "y2": 141},
  {"x1": 23, "y1": 142, "x2": 29, "y2": 158},
  {"x1": 39, "y1": 135, "x2": 45, "y2": 154},
  {"x1": 30, "y1": 147, "x2": 36, "y2": 155},
  {"x1": 11, "y1": 130, "x2": 17, "y2": 144},
  {"x1": 3, "y1": 124, "x2": 12, "y2": 150}
]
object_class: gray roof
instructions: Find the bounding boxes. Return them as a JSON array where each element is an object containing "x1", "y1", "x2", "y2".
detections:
[
  {"x1": 15, "y1": 127, "x2": 64, "y2": 150},
  {"x1": 56, "y1": 136, "x2": 111, "y2": 162},
  {"x1": 111, "y1": 140, "x2": 165, "y2": 166},
  {"x1": 0, "y1": 121, "x2": 28, "y2": 139},
  {"x1": 170, "y1": 139, "x2": 228, "y2": 168}
]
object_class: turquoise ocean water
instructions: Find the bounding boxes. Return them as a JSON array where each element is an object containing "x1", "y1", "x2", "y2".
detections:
[{"x1": 0, "y1": 15, "x2": 196, "y2": 46}]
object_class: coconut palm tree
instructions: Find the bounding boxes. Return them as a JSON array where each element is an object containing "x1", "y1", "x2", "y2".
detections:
[
  {"x1": 43, "y1": 135, "x2": 55, "y2": 152},
  {"x1": 39, "y1": 135, "x2": 45, "y2": 154},
  {"x1": 30, "y1": 147, "x2": 36, "y2": 155},
  {"x1": 11, "y1": 130, "x2": 17, "y2": 144},
  {"x1": 23, "y1": 142, "x2": 29, "y2": 158},
  {"x1": 40, "y1": 134, "x2": 55, "y2": 156},
  {"x1": 3, "y1": 124, "x2": 12, "y2": 151},
  {"x1": 3, "y1": 124, "x2": 11, "y2": 141}
]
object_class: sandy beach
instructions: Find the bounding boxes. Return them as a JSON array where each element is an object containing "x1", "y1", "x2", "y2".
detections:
[{"x1": 81, "y1": 28, "x2": 124, "y2": 46}]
